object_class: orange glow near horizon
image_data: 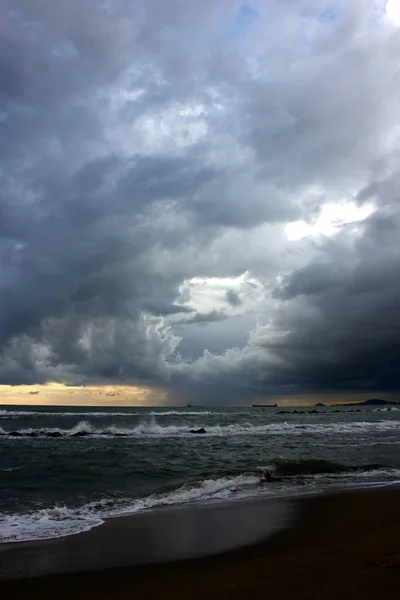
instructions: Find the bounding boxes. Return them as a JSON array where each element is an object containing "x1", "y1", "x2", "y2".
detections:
[
  {"x1": 0, "y1": 383, "x2": 398, "y2": 407},
  {"x1": 0, "y1": 383, "x2": 168, "y2": 407}
]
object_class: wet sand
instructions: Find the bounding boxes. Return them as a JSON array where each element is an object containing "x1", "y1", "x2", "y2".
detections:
[
  {"x1": 1, "y1": 487, "x2": 400, "y2": 599},
  {"x1": 0, "y1": 495, "x2": 294, "y2": 578}
]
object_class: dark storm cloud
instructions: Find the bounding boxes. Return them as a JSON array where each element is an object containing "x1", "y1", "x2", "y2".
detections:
[
  {"x1": 175, "y1": 204, "x2": 400, "y2": 398},
  {"x1": 263, "y1": 206, "x2": 400, "y2": 392},
  {"x1": 1, "y1": 1, "x2": 400, "y2": 401}
]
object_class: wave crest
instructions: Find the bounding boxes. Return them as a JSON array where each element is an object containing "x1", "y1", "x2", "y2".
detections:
[
  {"x1": 0, "y1": 409, "x2": 223, "y2": 419},
  {"x1": 0, "y1": 415, "x2": 400, "y2": 438},
  {"x1": 2, "y1": 461, "x2": 400, "y2": 543},
  {"x1": 1, "y1": 418, "x2": 400, "y2": 439}
]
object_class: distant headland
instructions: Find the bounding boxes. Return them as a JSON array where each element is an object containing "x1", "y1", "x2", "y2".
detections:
[{"x1": 333, "y1": 398, "x2": 398, "y2": 407}]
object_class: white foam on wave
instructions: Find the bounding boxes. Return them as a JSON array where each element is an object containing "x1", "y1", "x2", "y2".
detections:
[
  {"x1": 0, "y1": 409, "x2": 228, "y2": 420},
  {"x1": 2, "y1": 465, "x2": 400, "y2": 544},
  {"x1": 150, "y1": 411, "x2": 216, "y2": 416},
  {"x1": 2, "y1": 418, "x2": 400, "y2": 439},
  {"x1": 111, "y1": 473, "x2": 261, "y2": 515},
  {"x1": 0, "y1": 409, "x2": 142, "y2": 418},
  {"x1": 0, "y1": 507, "x2": 104, "y2": 543},
  {"x1": 0, "y1": 473, "x2": 260, "y2": 543},
  {"x1": 340, "y1": 467, "x2": 400, "y2": 480}
]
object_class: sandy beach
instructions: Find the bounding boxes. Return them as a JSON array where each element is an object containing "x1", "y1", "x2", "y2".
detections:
[{"x1": 1, "y1": 486, "x2": 400, "y2": 599}]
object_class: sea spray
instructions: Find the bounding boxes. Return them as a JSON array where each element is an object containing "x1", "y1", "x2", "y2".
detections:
[{"x1": 1, "y1": 419, "x2": 400, "y2": 439}]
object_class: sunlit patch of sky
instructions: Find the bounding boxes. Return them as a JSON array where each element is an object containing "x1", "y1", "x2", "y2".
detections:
[
  {"x1": 285, "y1": 200, "x2": 376, "y2": 241},
  {"x1": 176, "y1": 272, "x2": 265, "y2": 315},
  {"x1": 0, "y1": 383, "x2": 167, "y2": 407}
]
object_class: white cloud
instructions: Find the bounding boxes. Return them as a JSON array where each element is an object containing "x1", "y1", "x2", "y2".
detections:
[
  {"x1": 177, "y1": 272, "x2": 265, "y2": 314},
  {"x1": 285, "y1": 200, "x2": 376, "y2": 241},
  {"x1": 386, "y1": 0, "x2": 400, "y2": 26}
]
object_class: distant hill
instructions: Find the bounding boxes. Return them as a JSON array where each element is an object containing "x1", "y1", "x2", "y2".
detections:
[
  {"x1": 314, "y1": 402, "x2": 326, "y2": 407},
  {"x1": 336, "y1": 398, "x2": 398, "y2": 407}
]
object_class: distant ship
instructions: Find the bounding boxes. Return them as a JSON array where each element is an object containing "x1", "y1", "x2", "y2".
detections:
[{"x1": 252, "y1": 404, "x2": 278, "y2": 408}]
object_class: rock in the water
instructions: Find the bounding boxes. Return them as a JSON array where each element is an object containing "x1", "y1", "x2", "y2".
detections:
[
  {"x1": 46, "y1": 431, "x2": 62, "y2": 438},
  {"x1": 260, "y1": 468, "x2": 274, "y2": 481},
  {"x1": 9, "y1": 431, "x2": 23, "y2": 437},
  {"x1": 189, "y1": 427, "x2": 207, "y2": 434},
  {"x1": 71, "y1": 431, "x2": 89, "y2": 437}
]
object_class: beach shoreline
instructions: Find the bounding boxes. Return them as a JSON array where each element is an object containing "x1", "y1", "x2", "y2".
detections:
[
  {"x1": 1, "y1": 486, "x2": 400, "y2": 599},
  {"x1": 0, "y1": 493, "x2": 297, "y2": 579}
]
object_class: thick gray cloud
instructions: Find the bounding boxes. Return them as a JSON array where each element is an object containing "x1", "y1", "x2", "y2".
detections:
[
  {"x1": 1, "y1": 0, "x2": 400, "y2": 402},
  {"x1": 225, "y1": 290, "x2": 242, "y2": 307}
]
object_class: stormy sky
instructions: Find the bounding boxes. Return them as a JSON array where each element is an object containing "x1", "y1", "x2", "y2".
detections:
[{"x1": 1, "y1": 0, "x2": 400, "y2": 405}]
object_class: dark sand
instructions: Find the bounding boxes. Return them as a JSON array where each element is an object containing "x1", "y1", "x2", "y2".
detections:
[
  {"x1": 0, "y1": 495, "x2": 294, "y2": 578},
  {"x1": 1, "y1": 487, "x2": 400, "y2": 599}
]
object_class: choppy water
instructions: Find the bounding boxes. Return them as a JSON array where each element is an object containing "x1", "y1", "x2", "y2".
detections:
[{"x1": 1, "y1": 405, "x2": 399, "y2": 543}]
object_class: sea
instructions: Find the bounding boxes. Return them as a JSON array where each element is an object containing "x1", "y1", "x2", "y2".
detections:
[{"x1": 1, "y1": 404, "x2": 400, "y2": 544}]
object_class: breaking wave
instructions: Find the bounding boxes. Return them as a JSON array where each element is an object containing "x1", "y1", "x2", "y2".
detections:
[
  {"x1": 1, "y1": 418, "x2": 400, "y2": 439},
  {"x1": 0, "y1": 507, "x2": 104, "y2": 543},
  {"x1": 0, "y1": 409, "x2": 218, "y2": 419},
  {"x1": 0, "y1": 410, "x2": 142, "y2": 418},
  {"x1": 2, "y1": 459, "x2": 399, "y2": 543}
]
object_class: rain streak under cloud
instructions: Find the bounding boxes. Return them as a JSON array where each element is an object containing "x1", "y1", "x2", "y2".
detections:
[{"x1": 1, "y1": 0, "x2": 400, "y2": 405}]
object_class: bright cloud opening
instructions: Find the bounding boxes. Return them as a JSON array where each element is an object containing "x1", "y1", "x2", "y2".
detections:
[
  {"x1": 386, "y1": 0, "x2": 400, "y2": 25},
  {"x1": 285, "y1": 201, "x2": 376, "y2": 241},
  {"x1": 177, "y1": 272, "x2": 264, "y2": 314}
]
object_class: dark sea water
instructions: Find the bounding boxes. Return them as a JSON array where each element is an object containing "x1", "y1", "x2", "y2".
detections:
[{"x1": 1, "y1": 405, "x2": 400, "y2": 543}]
